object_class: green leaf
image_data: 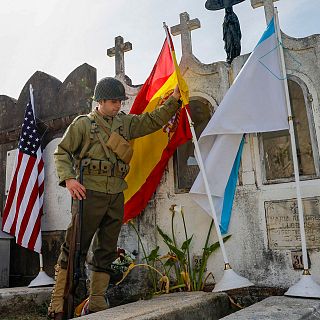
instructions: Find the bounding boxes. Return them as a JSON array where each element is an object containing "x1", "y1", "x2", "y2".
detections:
[
  {"x1": 181, "y1": 235, "x2": 193, "y2": 251},
  {"x1": 205, "y1": 235, "x2": 232, "y2": 256},
  {"x1": 164, "y1": 258, "x2": 176, "y2": 267},
  {"x1": 143, "y1": 246, "x2": 160, "y2": 262},
  {"x1": 167, "y1": 243, "x2": 186, "y2": 263},
  {"x1": 157, "y1": 225, "x2": 173, "y2": 244}
]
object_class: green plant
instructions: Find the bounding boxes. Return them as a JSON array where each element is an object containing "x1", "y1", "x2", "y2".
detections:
[{"x1": 121, "y1": 205, "x2": 231, "y2": 293}]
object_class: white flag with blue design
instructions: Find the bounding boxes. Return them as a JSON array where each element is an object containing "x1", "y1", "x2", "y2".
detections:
[{"x1": 190, "y1": 18, "x2": 289, "y2": 233}]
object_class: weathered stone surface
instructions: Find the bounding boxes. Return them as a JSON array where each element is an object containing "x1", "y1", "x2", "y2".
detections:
[
  {"x1": 107, "y1": 268, "x2": 153, "y2": 307},
  {"x1": 2, "y1": 13, "x2": 320, "y2": 315},
  {"x1": 250, "y1": 0, "x2": 279, "y2": 23},
  {"x1": 265, "y1": 197, "x2": 320, "y2": 250},
  {"x1": 107, "y1": 36, "x2": 132, "y2": 77},
  {"x1": 0, "y1": 95, "x2": 17, "y2": 131},
  {"x1": 251, "y1": 0, "x2": 278, "y2": 7},
  {"x1": 171, "y1": 12, "x2": 200, "y2": 56},
  {"x1": 220, "y1": 296, "x2": 320, "y2": 320},
  {"x1": 73, "y1": 292, "x2": 232, "y2": 320},
  {"x1": 41, "y1": 138, "x2": 72, "y2": 232},
  {"x1": 41, "y1": 231, "x2": 66, "y2": 278},
  {"x1": 9, "y1": 231, "x2": 64, "y2": 286},
  {"x1": 225, "y1": 286, "x2": 286, "y2": 308},
  {"x1": 57, "y1": 63, "x2": 95, "y2": 117},
  {"x1": 0, "y1": 236, "x2": 11, "y2": 288},
  {"x1": 0, "y1": 143, "x2": 17, "y2": 214},
  {"x1": 164, "y1": 20, "x2": 320, "y2": 293},
  {"x1": 0, "y1": 64, "x2": 97, "y2": 287},
  {"x1": 17, "y1": 71, "x2": 61, "y2": 121},
  {"x1": 0, "y1": 286, "x2": 51, "y2": 314}
]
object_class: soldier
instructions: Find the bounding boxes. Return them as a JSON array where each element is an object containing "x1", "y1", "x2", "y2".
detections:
[{"x1": 48, "y1": 77, "x2": 181, "y2": 319}]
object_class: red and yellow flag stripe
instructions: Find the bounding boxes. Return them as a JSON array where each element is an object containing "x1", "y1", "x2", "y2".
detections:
[{"x1": 123, "y1": 33, "x2": 191, "y2": 223}]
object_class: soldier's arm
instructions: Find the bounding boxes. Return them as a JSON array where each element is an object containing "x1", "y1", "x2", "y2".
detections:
[
  {"x1": 127, "y1": 95, "x2": 181, "y2": 140},
  {"x1": 54, "y1": 118, "x2": 86, "y2": 187}
]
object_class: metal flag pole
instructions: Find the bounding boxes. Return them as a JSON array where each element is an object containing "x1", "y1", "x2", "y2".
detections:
[
  {"x1": 163, "y1": 22, "x2": 254, "y2": 292},
  {"x1": 274, "y1": 9, "x2": 320, "y2": 298},
  {"x1": 27, "y1": 84, "x2": 54, "y2": 288}
]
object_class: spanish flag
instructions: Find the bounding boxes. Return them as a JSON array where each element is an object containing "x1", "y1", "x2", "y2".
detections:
[{"x1": 123, "y1": 28, "x2": 192, "y2": 222}]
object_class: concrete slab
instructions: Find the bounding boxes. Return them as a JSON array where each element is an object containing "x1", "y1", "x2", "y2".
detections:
[
  {"x1": 76, "y1": 292, "x2": 232, "y2": 320},
  {"x1": 0, "y1": 286, "x2": 52, "y2": 313},
  {"x1": 220, "y1": 296, "x2": 320, "y2": 320}
]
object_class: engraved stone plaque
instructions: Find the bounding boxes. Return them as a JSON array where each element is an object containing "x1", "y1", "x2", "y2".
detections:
[
  {"x1": 291, "y1": 251, "x2": 311, "y2": 270},
  {"x1": 265, "y1": 197, "x2": 320, "y2": 249}
]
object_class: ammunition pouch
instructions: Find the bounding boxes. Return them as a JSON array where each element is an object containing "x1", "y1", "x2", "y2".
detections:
[
  {"x1": 74, "y1": 159, "x2": 129, "y2": 178},
  {"x1": 106, "y1": 131, "x2": 133, "y2": 164}
]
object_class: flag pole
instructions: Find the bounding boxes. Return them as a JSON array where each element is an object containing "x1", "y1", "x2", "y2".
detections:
[
  {"x1": 163, "y1": 22, "x2": 254, "y2": 292},
  {"x1": 28, "y1": 253, "x2": 54, "y2": 287},
  {"x1": 27, "y1": 84, "x2": 54, "y2": 288},
  {"x1": 274, "y1": 9, "x2": 320, "y2": 299}
]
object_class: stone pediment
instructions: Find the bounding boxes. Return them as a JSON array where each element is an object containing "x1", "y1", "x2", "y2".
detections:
[
  {"x1": 0, "y1": 64, "x2": 96, "y2": 146},
  {"x1": 0, "y1": 95, "x2": 18, "y2": 132},
  {"x1": 57, "y1": 63, "x2": 96, "y2": 117},
  {"x1": 282, "y1": 32, "x2": 320, "y2": 50},
  {"x1": 17, "y1": 71, "x2": 61, "y2": 122}
]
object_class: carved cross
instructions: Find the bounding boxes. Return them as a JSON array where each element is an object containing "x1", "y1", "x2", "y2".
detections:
[
  {"x1": 251, "y1": 0, "x2": 279, "y2": 24},
  {"x1": 171, "y1": 12, "x2": 201, "y2": 56},
  {"x1": 107, "y1": 36, "x2": 132, "y2": 77}
]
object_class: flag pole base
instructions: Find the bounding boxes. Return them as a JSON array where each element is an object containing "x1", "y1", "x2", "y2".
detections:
[
  {"x1": 285, "y1": 270, "x2": 320, "y2": 299},
  {"x1": 212, "y1": 263, "x2": 254, "y2": 292},
  {"x1": 28, "y1": 269, "x2": 54, "y2": 288}
]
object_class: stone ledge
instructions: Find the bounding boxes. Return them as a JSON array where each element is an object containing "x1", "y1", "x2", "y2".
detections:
[
  {"x1": 220, "y1": 296, "x2": 320, "y2": 320},
  {"x1": 0, "y1": 286, "x2": 52, "y2": 313},
  {"x1": 76, "y1": 292, "x2": 232, "y2": 320}
]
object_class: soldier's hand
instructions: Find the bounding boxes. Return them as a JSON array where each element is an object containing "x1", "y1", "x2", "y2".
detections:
[
  {"x1": 65, "y1": 179, "x2": 86, "y2": 200},
  {"x1": 172, "y1": 85, "x2": 181, "y2": 101}
]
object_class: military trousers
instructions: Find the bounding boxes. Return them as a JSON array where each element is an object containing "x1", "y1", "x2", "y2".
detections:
[{"x1": 58, "y1": 190, "x2": 124, "y2": 274}]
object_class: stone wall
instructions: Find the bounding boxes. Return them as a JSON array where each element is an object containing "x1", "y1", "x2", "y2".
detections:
[
  {"x1": 0, "y1": 63, "x2": 96, "y2": 284},
  {"x1": 153, "y1": 29, "x2": 320, "y2": 290},
  {"x1": 1, "y1": 10, "x2": 320, "y2": 295}
]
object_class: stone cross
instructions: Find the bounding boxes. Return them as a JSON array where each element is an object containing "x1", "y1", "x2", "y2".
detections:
[
  {"x1": 107, "y1": 36, "x2": 132, "y2": 77},
  {"x1": 171, "y1": 12, "x2": 201, "y2": 56},
  {"x1": 251, "y1": 0, "x2": 279, "y2": 25}
]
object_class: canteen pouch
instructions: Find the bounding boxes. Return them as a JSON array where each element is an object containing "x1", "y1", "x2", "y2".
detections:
[{"x1": 106, "y1": 131, "x2": 133, "y2": 164}]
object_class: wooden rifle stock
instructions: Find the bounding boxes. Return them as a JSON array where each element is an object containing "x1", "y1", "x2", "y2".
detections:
[{"x1": 64, "y1": 162, "x2": 84, "y2": 319}]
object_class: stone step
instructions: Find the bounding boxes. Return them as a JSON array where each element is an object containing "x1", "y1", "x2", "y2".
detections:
[
  {"x1": 3, "y1": 286, "x2": 318, "y2": 320},
  {"x1": 0, "y1": 286, "x2": 52, "y2": 314},
  {"x1": 220, "y1": 296, "x2": 320, "y2": 320},
  {"x1": 75, "y1": 292, "x2": 232, "y2": 320}
]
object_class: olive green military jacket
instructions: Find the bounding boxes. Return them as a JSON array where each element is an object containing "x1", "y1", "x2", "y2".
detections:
[{"x1": 54, "y1": 96, "x2": 181, "y2": 194}]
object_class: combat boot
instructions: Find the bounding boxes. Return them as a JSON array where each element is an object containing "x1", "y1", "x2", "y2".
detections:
[
  {"x1": 88, "y1": 271, "x2": 110, "y2": 313},
  {"x1": 48, "y1": 264, "x2": 67, "y2": 319}
]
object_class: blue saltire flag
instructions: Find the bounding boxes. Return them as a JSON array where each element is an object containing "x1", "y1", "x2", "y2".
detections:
[{"x1": 190, "y1": 18, "x2": 289, "y2": 233}]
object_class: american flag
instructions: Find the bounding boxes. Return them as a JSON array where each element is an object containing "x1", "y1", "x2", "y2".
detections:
[{"x1": 2, "y1": 87, "x2": 44, "y2": 253}]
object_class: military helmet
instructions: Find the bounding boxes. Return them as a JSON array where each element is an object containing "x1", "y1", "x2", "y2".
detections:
[{"x1": 93, "y1": 77, "x2": 128, "y2": 102}]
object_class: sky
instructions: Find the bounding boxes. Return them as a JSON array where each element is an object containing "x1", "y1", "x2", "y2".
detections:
[{"x1": 0, "y1": 0, "x2": 319, "y2": 99}]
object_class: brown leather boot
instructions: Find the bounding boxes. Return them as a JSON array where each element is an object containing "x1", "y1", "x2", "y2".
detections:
[
  {"x1": 88, "y1": 271, "x2": 110, "y2": 313},
  {"x1": 53, "y1": 312, "x2": 64, "y2": 320},
  {"x1": 48, "y1": 265, "x2": 67, "y2": 319}
]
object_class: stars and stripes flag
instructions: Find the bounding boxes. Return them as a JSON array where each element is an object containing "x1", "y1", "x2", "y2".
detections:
[{"x1": 2, "y1": 86, "x2": 44, "y2": 253}]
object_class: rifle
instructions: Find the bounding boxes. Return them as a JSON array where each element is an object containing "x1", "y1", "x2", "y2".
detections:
[{"x1": 64, "y1": 159, "x2": 87, "y2": 319}]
